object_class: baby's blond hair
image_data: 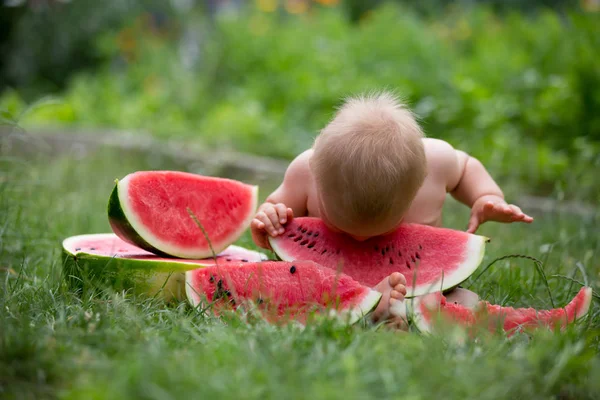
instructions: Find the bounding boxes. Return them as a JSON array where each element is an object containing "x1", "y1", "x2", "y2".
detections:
[{"x1": 311, "y1": 92, "x2": 427, "y2": 227}]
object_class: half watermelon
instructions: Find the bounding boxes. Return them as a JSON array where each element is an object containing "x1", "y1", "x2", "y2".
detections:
[
  {"x1": 269, "y1": 217, "x2": 488, "y2": 297},
  {"x1": 186, "y1": 260, "x2": 382, "y2": 325},
  {"x1": 409, "y1": 287, "x2": 593, "y2": 336},
  {"x1": 63, "y1": 233, "x2": 266, "y2": 301},
  {"x1": 108, "y1": 171, "x2": 258, "y2": 259}
]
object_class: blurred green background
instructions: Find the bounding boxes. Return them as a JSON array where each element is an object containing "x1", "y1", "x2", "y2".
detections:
[{"x1": 1, "y1": 0, "x2": 599, "y2": 201}]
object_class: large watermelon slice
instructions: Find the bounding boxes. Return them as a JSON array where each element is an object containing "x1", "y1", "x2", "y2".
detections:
[
  {"x1": 186, "y1": 261, "x2": 382, "y2": 325},
  {"x1": 269, "y1": 217, "x2": 488, "y2": 297},
  {"x1": 63, "y1": 233, "x2": 266, "y2": 301},
  {"x1": 408, "y1": 287, "x2": 593, "y2": 336},
  {"x1": 108, "y1": 171, "x2": 258, "y2": 259}
]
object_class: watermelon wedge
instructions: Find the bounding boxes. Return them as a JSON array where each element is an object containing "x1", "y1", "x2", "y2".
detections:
[
  {"x1": 186, "y1": 261, "x2": 382, "y2": 325},
  {"x1": 269, "y1": 218, "x2": 488, "y2": 297},
  {"x1": 408, "y1": 287, "x2": 593, "y2": 336},
  {"x1": 108, "y1": 171, "x2": 258, "y2": 259},
  {"x1": 63, "y1": 233, "x2": 266, "y2": 301}
]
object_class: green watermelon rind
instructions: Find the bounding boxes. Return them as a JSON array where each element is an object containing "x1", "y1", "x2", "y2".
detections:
[
  {"x1": 407, "y1": 287, "x2": 594, "y2": 335},
  {"x1": 108, "y1": 174, "x2": 259, "y2": 259},
  {"x1": 269, "y1": 228, "x2": 489, "y2": 298},
  {"x1": 406, "y1": 233, "x2": 489, "y2": 298},
  {"x1": 342, "y1": 289, "x2": 382, "y2": 325},
  {"x1": 62, "y1": 234, "x2": 266, "y2": 302},
  {"x1": 107, "y1": 182, "x2": 170, "y2": 257},
  {"x1": 185, "y1": 270, "x2": 382, "y2": 326}
]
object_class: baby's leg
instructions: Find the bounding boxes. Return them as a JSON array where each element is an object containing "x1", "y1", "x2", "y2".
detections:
[{"x1": 443, "y1": 287, "x2": 479, "y2": 309}]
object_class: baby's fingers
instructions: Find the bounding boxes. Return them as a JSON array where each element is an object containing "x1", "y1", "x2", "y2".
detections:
[
  {"x1": 255, "y1": 211, "x2": 278, "y2": 236},
  {"x1": 251, "y1": 218, "x2": 265, "y2": 230},
  {"x1": 264, "y1": 207, "x2": 285, "y2": 235},
  {"x1": 274, "y1": 203, "x2": 289, "y2": 225},
  {"x1": 508, "y1": 205, "x2": 534, "y2": 223}
]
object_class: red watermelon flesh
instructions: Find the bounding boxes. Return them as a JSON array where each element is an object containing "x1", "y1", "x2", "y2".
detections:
[
  {"x1": 269, "y1": 218, "x2": 488, "y2": 297},
  {"x1": 412, "y1": 287, "x2": 593, "y2": 336},
  {"x1": 108, "y1": 171, "x2": 258, "y2": 259},
  {"x1": 63, "y1": 233, "x2": 266, "y2": 268},
  {"x1": 185, "y1": 260, "x2": 382, "y2": 324}
]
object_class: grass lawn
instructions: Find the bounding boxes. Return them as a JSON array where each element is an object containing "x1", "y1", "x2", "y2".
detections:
[{"x1": 2, "y1": 145, "x2": 600, "y2": 399}]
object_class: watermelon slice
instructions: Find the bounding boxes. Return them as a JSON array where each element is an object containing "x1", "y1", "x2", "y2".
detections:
[
  {"x1": 63, "y1": 233, "x2": 266, "y2": 301},
  {"x1": 186, "y1": 261, "x2": 382, "y2": 325},
  {"x1": 269, "y1": 218, "x2": 488, "y2": 297},
  {"x1": 108, "y1": 171, "x2": 258, "y2": 259},
  {"x1": 409, "y1": 287, "x2": 593, "y2": 336}
]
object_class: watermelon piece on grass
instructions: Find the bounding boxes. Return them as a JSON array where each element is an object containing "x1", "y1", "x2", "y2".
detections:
[
  {"x1": 408, "y1": 287, "x2": 593, "y2": 336},
  {"x1": 186, "y1": 261, "x2": 382, "y2": 325},
  {"x1": 108, "y1": 171, "x2": 258, "y2": 259},
  {"x1": 63, "y1": 233, "x2": 266, "y2": 301},
  {"x1": 269, "y1": 217, "x2": 488, "y2": 297}
]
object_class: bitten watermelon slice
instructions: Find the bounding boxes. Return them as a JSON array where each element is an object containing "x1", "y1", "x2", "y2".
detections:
[
  {"x1": 186, "y1": 261, "x2": 382, "y2": 325},
  {"x1": 108, "y1": 171, "x2": 258, "y2": 259},
  {"x1": 269, "y1": 218, "x2": 488, "y2": 297},
  {"x1": 63, "y1": 233, "x2": 266, "y2": 301},
  {"x1": 409, "y1": 287, "x2": 593, "y2": 336}
]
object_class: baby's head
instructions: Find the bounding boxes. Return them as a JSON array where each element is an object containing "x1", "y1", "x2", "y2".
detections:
[{"x1": 310, "y1": 92, "x2": 427, "y2": 240}]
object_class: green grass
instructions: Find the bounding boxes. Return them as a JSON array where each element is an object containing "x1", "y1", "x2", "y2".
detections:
[{"x1": 2, "y1": 147, "x2": 600, "y2": 400}]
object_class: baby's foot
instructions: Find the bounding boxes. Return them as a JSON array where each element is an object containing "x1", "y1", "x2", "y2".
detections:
[{"x1": 372, "y1": 272, "x2": 407, "y2": 327}]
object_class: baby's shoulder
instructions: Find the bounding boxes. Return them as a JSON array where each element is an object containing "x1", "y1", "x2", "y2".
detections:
[
  {"x1": 422, "y1": 138, "x2": 459, "y2": 166},
  {"x1": 422, "y1": 138, "x2": 456, "y2": 155},
  {"x1": 422, "y1": 138, "x2": 463, "y2": 188},
  {"x1": 283, "y1": 149, "x2": 313, "y2": 182}
]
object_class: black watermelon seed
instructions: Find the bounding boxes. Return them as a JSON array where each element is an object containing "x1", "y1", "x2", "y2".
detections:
[
  {"x1": 241, "y1": 259, "x2": 248, "y2": 262},
  {"x1": 386, "y1": 245, "x2": 390, "y2": 253},
  {"x1": 75, "y1": 248, "x2": 81, "y2": 251},
  {"x1": 287, "y1": 233, "x2": 296, "y2": 238},
  {"x1": 307, "y1": 241, "x2": 316, "y2": 249},
  {"x1": 307, "y1": 230, "x2": 312, "y2": 236},
  {"x1": 301, "y1": 228, "x2": 307, "y2": 233},
  {"x1": 217, "y1": 279, "x2": 223, "y2": 288},
  {"x1": 313, "y1": 232, "x2": 319, "y2": 237},
  {"x1": 411, "y1": 255, "x2": 416, "y2": 263},
  {"x1": 224, "y1": 290, "x2": 232, "y2": 297},
  {"x1": 389, "y1": 257, "x2": 394, "y2": 265},
  {"x1": 405, "y1": 261, "x2": 411, "y2": 269},
  {"x1": 321, "y1": 249, "x2": 327, "y2": 255},
  {"x1": 257, "y1": 298, "x2": 264, "y2": 304},
  {"x1": 419, "y1": 244, "x2": 423, "y2": 250},
  {"x1": 294, "y1": 236, "x2": 302, "y2": 242},
  {"x1": 90, "y1": 247, "x2": 96, "y2": 250},
  {"x1": 300, "y1": 239, "x2": 309, "y2": 246},
  {"x1": 290, "y1": 265, "x2": 297, "y2": 274},
  {"x1": 374, "y1": 245, "x2": 379, "y2": 251},
  {"x1": 209, "y1": 275, "x2": 215, "y2": 283},
  {"x1": 398, "y1": 251, "x2": 402, "y2": 257},
  {"x1": 380, "y1": 248, "x2": 385, "y2": 256},
  {"x1": 416, "y1": 253, "x2": 421, "y2": 259},
  {"x1": 297, "y1": 226, "x2": 302, "y2": 231},
  {"x1": 226, "y1": 258, "x2": 232, "y2": 262}
]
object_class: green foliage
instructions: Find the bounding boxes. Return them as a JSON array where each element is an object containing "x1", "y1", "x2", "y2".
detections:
[
  {"x1": 0, "y1": 0, "x2": 178, "y2": 96},
  {"x1": 2, "y1": 4, "x2": 599, "y2": 200}
]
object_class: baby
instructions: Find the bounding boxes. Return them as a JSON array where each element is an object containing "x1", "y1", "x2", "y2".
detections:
[{"x1": 251, "y1": 92, "x2": 533, "y2": 323}]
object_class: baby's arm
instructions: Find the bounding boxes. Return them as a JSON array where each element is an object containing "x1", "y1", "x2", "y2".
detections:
[
  {"x1": 431, "y1": 140, "x2": 533, "y2": 233},
  {"x1": 251, "y1": 150, "x2": 311, "y2": 249}
]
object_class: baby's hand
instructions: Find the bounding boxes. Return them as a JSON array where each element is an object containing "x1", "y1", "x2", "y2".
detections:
[
  {"x1": 467, "y1": 195, "x2": 533, "y2": 233},
  {"x1": 250, "y1": 203, "x2": 294, "y2": 249}
]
